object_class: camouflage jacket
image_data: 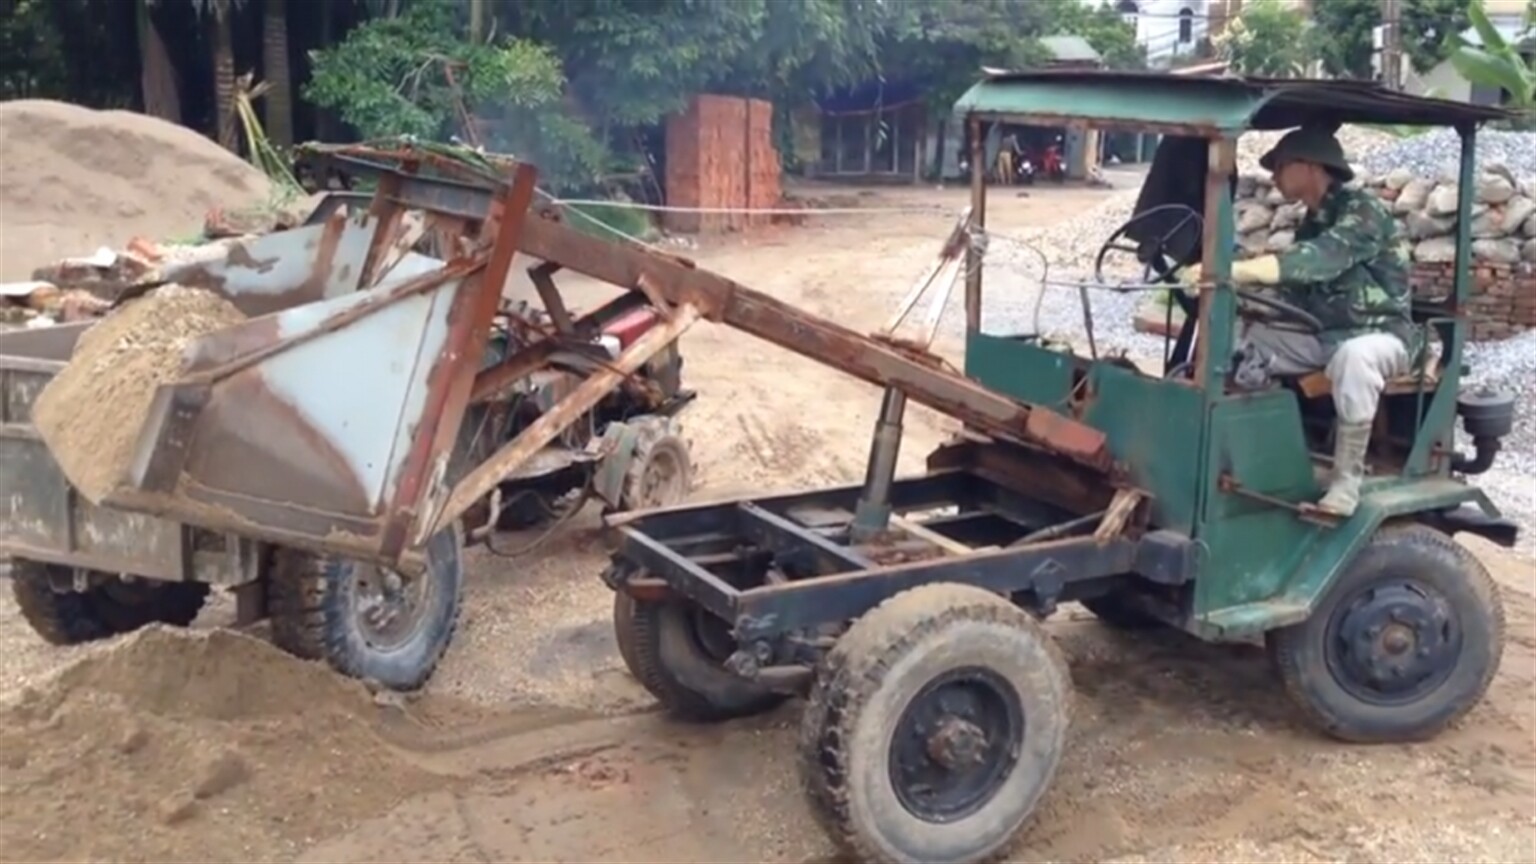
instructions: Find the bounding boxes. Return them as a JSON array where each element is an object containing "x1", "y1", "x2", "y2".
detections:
[{"x1": 1275, "y1": 184, "x2": 1420, "y2": 358}]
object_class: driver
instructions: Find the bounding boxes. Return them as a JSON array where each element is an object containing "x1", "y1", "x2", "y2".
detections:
[{"x1": 1179, "y1": 125, "x2": 1418, "y2": 518}]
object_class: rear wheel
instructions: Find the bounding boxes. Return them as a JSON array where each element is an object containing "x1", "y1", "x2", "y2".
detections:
[
  {"x1": 799, "y1": 584, "x2": 1072, "y2": 864},
  {"x1": 267, "y1": 527, "x2": 463, "y2": 691},
  {"x1": 612, "y1": 586, "x2": 786, "y2": 722},
  {"x1": 10, "y1": 560, "x2": 208, "y2": 646},
  {"x1": 1267, "y1": 524, "x2": 1504, "y2": 743}
]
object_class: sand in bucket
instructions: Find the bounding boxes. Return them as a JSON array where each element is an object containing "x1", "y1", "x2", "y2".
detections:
[{"x1": 32, "y1": 285, "x2": 247, "y2": 504}]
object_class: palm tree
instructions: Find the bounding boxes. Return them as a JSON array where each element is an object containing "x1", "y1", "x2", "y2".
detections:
[
  {"x1": 262, "y1": 0, "x2": 292, "y2": 147},
  {"x1": 137, "y1": 0, "x2": 181, "y2": 122},
  {"x1": 187, "y1": 0, "x2": 244, "y2": 151}
]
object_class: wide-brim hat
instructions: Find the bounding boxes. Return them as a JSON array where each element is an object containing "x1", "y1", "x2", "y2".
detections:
[{"x1": 1259, "y1": 125, "x2": 1353, "y2": 183}]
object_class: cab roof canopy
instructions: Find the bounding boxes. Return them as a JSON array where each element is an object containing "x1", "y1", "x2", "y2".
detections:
[{"x1": 954, "y1": 69, "x2": 1515, "y2": 134}]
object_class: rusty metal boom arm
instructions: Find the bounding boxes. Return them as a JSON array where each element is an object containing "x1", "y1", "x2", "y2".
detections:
[{"x1": 514, "y1": 217, "x2": 1111, "y2": 469}]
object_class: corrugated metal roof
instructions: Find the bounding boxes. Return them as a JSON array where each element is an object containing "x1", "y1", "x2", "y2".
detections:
[
  {"x1": 1040, "y1": 35, "x2": 1103, "y2": 65},
  {"x1": 953, "y1": 69, "x2": 1514, "y2": 131}
]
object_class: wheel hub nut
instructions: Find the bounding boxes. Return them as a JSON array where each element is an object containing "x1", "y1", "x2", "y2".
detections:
[{"x1": 927, "y1": 717, "x2": 988, "y2": 770}]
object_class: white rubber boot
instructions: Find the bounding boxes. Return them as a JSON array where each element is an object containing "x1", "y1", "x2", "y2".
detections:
[{"x1": 1317, "y1": 421, "x2": 1372, "y2": 517}]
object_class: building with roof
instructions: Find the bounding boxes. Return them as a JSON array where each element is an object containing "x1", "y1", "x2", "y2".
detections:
[
  {"x1": 793, "y1": 34, "x2": 1110, "y2": 183},
  {"x1": 1112, "y1": 0, "x2": 1212, "y2": 68}
]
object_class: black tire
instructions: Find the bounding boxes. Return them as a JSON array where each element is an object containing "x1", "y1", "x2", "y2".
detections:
[
  {"x1": 1080, "y1": 593, "x2": 1163, "y2": 631},
  {"x1": 618, "y1": 416, "x2": 692, "y2": 512},
  {"x1": 612, "y1": 588, "x2": 786, "y2": 722},
  {"x1": 10, "y1": 560, "x2": 208, "y2": 646},
  {"x1": 1266, "y1": 523, "x2": 1504, "y2": 744},
  {"x1": 799, "y1": 583, "x2": 1072, "y2": 864},
  {"x1": 267, "y1": 527, "x2": 463, "y2": 691}
]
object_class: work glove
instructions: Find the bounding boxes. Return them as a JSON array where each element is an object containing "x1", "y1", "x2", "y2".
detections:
[{"x1": 1176, "y1": 255, "x2": 1282, "y2": 289}]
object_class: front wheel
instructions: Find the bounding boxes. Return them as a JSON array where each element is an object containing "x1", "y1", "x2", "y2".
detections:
[
  {"x1": 618, "y1": 416, "x2": 692, "y2": 511},
  {"x1": 1267, "y1": 523, "x2": 1504, "y2": 743},
  {"x1": 799, "y1": 583, "x2": 1072, "y2": 864},
  {"x1": 267, "y1": 527, "x2": 464, "y2": 691}
]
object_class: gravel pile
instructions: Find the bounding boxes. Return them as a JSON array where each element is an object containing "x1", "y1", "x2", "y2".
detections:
[
  {"x1": 1238, "y1": 125, "x2": 1395, "y2": 174},
  {"x1": 1360, "y1": 128, "x2": 1536, "y2": 180}
]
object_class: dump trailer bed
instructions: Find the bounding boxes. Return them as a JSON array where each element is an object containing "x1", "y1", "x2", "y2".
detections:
[{"x1": 0, "y1": 323, "x2": 260, "y2": 586}]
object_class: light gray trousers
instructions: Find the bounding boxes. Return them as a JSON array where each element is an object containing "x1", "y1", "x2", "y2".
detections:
[{"x1": 1242, "y1": 323, "x2": 1410, "y2": 424}]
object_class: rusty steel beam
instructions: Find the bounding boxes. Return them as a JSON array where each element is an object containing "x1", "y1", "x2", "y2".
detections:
[
  {"x1": 428, "y1": 302, "x2": 704, "y2": 540},
  {"x1": 516, "y1": 217, "x2": 1111, "y2": 469},
  {"x1": 384, "y1": 162, "x2": 539, "y2": 560}
]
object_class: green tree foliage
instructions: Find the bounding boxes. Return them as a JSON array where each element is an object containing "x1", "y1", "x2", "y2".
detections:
[
  {"x1": 1054, "y1": 0, "x2": 1146, "y2": 70},
  {"x1": 1450, "y1": 0, "x2": 1535, "y2": 115},
  {"x1": 305, "y1": 1, "x2": 605, "y2": 189},
  {"x1": 876, "y1": 0, "x2": 1055, "y2": 113},
  {"x1": 1214, "y1": 0, "x2": 1317, "y2": 77},
  {"x1": 1312, "y1": 0, "x2": 1380, "y2": 79},
  {"x1": 1309, "y1": 0, "x2": 1473, "y2": 79},
  {"x1": 0, "y1": 0, "x2": 68, "y2": 99},
  {"x1": 1402, "y1": 0, "x2": 1474, "y2": 74}
]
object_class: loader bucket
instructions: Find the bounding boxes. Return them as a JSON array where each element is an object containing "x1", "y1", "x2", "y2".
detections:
[{"x1": 32, "y1": 165, "x2": 539, "y2": 568}]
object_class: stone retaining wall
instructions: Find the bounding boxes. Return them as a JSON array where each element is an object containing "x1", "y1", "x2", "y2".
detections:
[{"x1": 1235, "y1": 167, "x2": 1536, "y2": 339}]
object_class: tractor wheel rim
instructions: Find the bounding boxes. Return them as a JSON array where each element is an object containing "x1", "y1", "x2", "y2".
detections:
[
  {"x1": 1325, "y1": 578, "x2": 1460, "y2": 706},
  {"x1": 639, "y1": 447, "x2": 685, "y2": 507},
  {"x1": 353, "y1": 564, "x2": 434, "y2": 651},
  {"x1": 888, "y1": 666, "x2": 1024, "y2": 824}
]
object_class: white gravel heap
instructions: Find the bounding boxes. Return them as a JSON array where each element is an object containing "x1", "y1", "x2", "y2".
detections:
[{"x1": 1360, "y1": 127, "x2": 1536, "y2": 179}]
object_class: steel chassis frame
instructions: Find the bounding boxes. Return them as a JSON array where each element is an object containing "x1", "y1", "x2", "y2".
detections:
[{"x1": 604, "y1": 438, "x2": 1194, "y2": 659}]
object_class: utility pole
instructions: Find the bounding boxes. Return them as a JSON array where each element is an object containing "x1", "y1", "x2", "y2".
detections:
[{"x1": 1382, "y1": 0, "x2": 1404, "y2": 90}]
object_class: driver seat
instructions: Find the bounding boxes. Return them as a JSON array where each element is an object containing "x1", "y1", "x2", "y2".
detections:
[{"x1": 1294, "y1": 366, "x2": 1441, "y2": 399}]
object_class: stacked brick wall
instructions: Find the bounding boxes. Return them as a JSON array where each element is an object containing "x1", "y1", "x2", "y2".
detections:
[
  {"x1": 664, "y1": 94, "x2": 782, "y2": 234},
  {"x1": 1411, "y1": 261, "x2": 1536, "y2": 341}
]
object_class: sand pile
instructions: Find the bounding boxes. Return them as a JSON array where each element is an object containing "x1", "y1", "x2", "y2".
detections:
[
  {"x1": 31, "y1": 284, "x2": 247, "y2": 504},
  {"x1": 0, "y1": 626, "x2": 444, "y2": 863},
  {"x1": 0, "y1": 99, "x2": 272, "y2": 281}
]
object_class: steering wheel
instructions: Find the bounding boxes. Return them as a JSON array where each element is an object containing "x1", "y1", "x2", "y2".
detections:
[
  {"x1": 1094, "y1": 203, "x2": 1204, "y2": 308},
  {"x1": 1094, "y1": 205, "x2": 1324, "y2": 334}
]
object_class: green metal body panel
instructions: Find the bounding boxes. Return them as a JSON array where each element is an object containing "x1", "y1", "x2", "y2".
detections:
[
  {"x1": 955, "y1": 75, "x2": 1511, "y2": 641},
  {"x1": 964, "y1": 334, "x2": 1075, "y2": 412},
  {"x1": 953, "y1": 76, "x2": 1264, "y2": 132},
  {"x1": 1196, "y1": 477, "x2": 1498, "y2": 639},
  {"x1": 965, "y1": 336, "x2": 1206, "y2": 533},
  {"x1": 1197, "y1": 391, "x2": 1323, "y2": 615},
  {"x1": 1082, "y1": 366, "x2": 1205, "y2": 532}
]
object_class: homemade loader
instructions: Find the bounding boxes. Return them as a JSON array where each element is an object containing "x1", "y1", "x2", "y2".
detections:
[
  {"x1": 0, "y1": 148, "x2": 694, "y2": 690},
  {"x1": 590, "y1": 74, "x2": 1523, "y2": 864}
]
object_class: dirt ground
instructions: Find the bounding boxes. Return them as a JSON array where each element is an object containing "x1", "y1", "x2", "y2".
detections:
[{"x1": 2, "y1": 178, "x2": 1534, "y2": 864}]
